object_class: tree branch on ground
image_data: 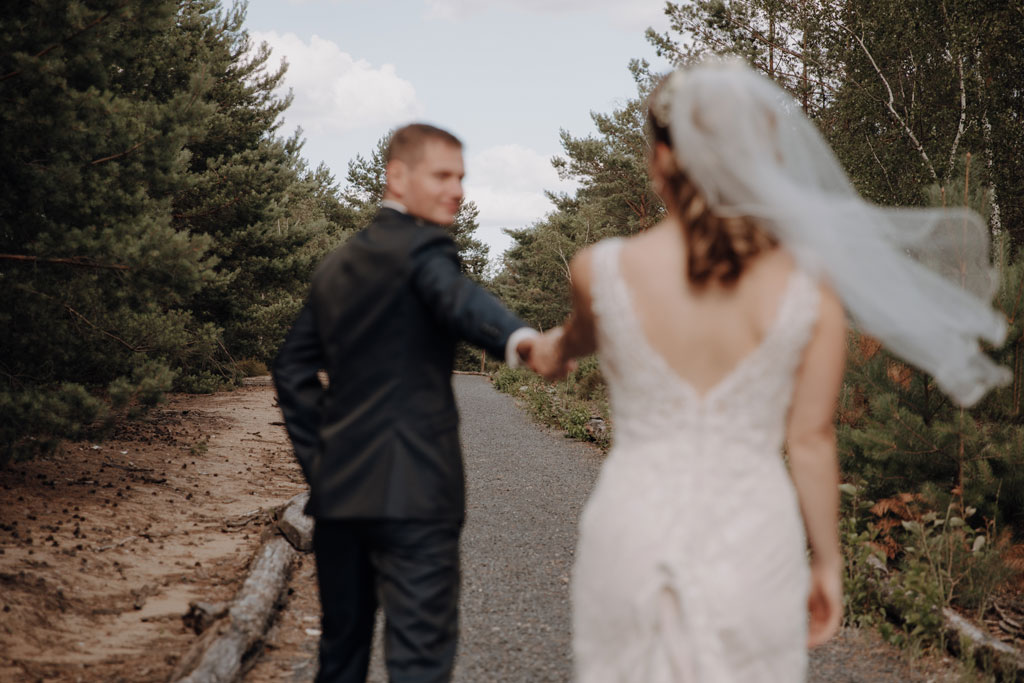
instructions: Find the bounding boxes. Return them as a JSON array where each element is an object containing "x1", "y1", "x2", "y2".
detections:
[{"x1": 62, "y1": 303, "x2": 144, "y2": 353}]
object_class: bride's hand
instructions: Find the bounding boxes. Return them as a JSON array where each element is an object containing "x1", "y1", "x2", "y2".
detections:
[
  {"x1": 523, "y1": 328, "x2": 577, "y2": 381},
  {"x1": 807, "y1": 561, "x2": 842, "y2": 647}
]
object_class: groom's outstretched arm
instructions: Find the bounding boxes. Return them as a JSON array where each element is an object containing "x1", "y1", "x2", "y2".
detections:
[
  {"x1": 272, "y1": 301, "x2": 325, "y2": 483},
  {"x1": 411, "y1": 229, "x2": 530, "y2": 361}
]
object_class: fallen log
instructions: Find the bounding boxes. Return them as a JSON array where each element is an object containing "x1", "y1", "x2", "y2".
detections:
[
  {"x1": 942, "y1": 608, "x2": 1024, "y2": 681},
  {"x1": 171, "y1": 492, "x2": 313, "y2": 683},
  {"x1": 276, "y1": 491, "x2": 313, "y2": 551},
  {"x1": 864, "y1": 557, "x2": 1023, "y2": 680},
  {"x1": 171, "y1": 536, "x2": 295, "y2": 683}
]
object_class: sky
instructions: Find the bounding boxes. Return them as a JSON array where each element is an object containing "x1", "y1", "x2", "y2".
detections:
[{"x1": 243, "y1": 0, "x2": 673, "y2": 259}]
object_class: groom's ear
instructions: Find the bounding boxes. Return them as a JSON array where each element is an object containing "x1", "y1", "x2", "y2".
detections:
[{"x1": 386, "y1": 159, "x2": 408, "y2": 197}]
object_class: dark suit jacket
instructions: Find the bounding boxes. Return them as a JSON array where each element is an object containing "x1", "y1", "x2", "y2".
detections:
[{"x1": 272, "y1": 208, "x2": 526, "y2": 521}]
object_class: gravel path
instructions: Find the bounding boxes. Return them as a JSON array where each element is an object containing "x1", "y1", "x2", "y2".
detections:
[
  {"x1": 362, "y1": 375, "x2": 602, "y2": 681},
  {"x1": 350, "y1": 376, "x2": 953, "y2": 681}
]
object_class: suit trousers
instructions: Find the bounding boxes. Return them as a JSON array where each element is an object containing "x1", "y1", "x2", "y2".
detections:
[{"x1": 312, "y1": 518, "x2": 463, "y2": 683}]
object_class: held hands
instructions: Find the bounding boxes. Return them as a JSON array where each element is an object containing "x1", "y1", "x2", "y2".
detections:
[
  {"x1": 517, "y1": 327, "x2": 577, "y2": 381},
  {"x1": 807, "y1": 560, "x2": 843, "y2": 647}
]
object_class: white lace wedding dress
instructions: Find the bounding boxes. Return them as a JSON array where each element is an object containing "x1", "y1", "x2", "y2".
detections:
[{"x1": 572, "y1": 238, "x2": 821, "y2": 682}]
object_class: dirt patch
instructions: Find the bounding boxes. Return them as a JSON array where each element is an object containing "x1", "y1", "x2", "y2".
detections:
[{"x1": 0, "y1": 385, "x2": 306, "y2": 682}]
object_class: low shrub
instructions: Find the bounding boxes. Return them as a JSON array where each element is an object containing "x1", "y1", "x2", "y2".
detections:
[
  {"x1": 491, "y1": 357, "x2": 610, "y2": 449},
  {"x1": 839, "y1": 482, "x2": 1020, "y2": 669},
  {"x1": 235, "y1": 358, "x2": 269, "y2": 377}
]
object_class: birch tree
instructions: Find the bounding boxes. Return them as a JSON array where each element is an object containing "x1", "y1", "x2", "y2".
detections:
[{"x1": 649, "y1": 0, "x2": 1023, "y2": 244}]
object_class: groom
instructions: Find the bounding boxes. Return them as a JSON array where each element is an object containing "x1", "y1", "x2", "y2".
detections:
[{"x1": 272, "y1": 123, "x2": 548, "y2": 682}]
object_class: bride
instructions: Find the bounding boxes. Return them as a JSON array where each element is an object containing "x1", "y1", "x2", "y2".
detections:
[{"x1": 523, "y1": 59, "x2": 1009, "y2": 681}]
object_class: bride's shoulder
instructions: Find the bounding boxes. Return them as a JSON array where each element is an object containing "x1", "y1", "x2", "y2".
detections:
[
  {"x1": 758, "y1": 249, "x2": 841, "y2": 310},
  {"x1": 571, "y1": 235, "x2": 624, "y2": 268},
  {"x1": 755, "y1": 250, "x2": 844, "y2": 329},
  {"x1": 567, "y1": 236, "x2": 631, "y2": 305},
  {"x1": 571, "y1": 234, "x2": 635, "y2": 284},
  {"x1": 568, "y1": 242, "x2": 601, "y2": 286}
]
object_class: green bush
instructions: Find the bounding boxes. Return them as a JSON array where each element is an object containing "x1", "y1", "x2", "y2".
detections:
[
  {"x1": 570, "y1": 356, "x2": 606, "y2": 401},
  {"x1": 833, "y1": 237, "x2": 1024, "y2": 671},
  {"x1": 561, "y1": 405, "x2": 591, "y2": 440},
  {"x1": 878, "y1": 560, "x2": 947, "y2": 650},
  {"x1": 492, "y1": 366, "x2": 535, "y2": 394},
  {"x1": 176, "y1": 370, "x2": 232, "y2": 394},
  {"x1": 454, "y1": 341, "x2": 490, "y2": 373},
  {"x1": 491, "y1": 357, "x2": 610, "y2": 448},
  {"x1": 839, "y1": 481, "x2": 1019, "y2": 670},
  {"x1": 0, "y1": 358, "x2": 177, "y2": 466},
  {"x1": 235, "y1": 358, "x2": 269, "y2": 377}
]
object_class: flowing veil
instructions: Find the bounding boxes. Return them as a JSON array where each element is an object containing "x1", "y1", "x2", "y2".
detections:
[{"x1": 654, "y1": 58, "x2": 1010, "y2": 407}]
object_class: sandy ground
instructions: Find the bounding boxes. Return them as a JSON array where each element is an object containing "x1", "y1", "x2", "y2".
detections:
[{"x1": 0, "y1": 385, "x2": 306, "y2": 682}]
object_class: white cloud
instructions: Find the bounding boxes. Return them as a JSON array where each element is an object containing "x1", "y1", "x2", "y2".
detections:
[
  {"x1": 610, "y1": 4, "x2": 670, "y2": 33},
  {"x1": 463, "y1": 144, "x2": 576, "y2": 258},
  {"x1": 251, "y1": 30, "x2": 423, "y2": 135},
  {"x1": 425, "y1": 0, "x2": 667, "y2": 31},
  {"x1": 282, "y1": 0, "x2": 360, "y2": 6},
  {"x1": 469, "y1": 144, "x2": 565, "y2": 193},
  {"x1": 427, "y1": 0, "x2": 589, "y2": 17}
]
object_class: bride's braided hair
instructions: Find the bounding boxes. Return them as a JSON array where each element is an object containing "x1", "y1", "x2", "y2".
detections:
[{"x1": 648, "y1": 83, "x2": 776, "y2": 287}]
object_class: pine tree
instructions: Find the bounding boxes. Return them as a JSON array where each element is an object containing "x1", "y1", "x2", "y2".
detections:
[
  {"x1": 447, "y1": 201, "x2": 490, "y2": 283},
  {"x1": 171, "y1": 1, "x2": 355, "y2": 371},
  {"x1": 0, "y1": 0, "x2": 217, "y2": 461},
  {"x1": 839, "y1": 157, "x2": 1024, "y2": 535},
  {"x1": 0, "y1": 0, "x2": 355, "y2": 462},
  {"x1": 344, "y1": 135, "x2": 389, "y2": 227},
  {"x1": 551, "y1": 60, "x2": 662, "y2": 236}
]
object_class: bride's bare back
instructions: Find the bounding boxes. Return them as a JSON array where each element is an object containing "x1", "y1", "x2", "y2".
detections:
[{"x1": 617, "y1": 220, "x2": 797, "y2": 397}]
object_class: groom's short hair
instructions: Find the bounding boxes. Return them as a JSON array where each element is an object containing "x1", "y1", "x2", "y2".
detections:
[{"x1": 386, "y1": 124, "x2": 462, "y2": 166}]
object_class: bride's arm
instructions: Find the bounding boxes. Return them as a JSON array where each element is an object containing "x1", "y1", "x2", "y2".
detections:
[
  {"x1": 526, "y1": 248, "x2": 598, "y2": 379},
  {"x1": 558, "y1": 249, "x2": 598, "y2": 359},
  {"x1": 785, "y1": 283, "x2": 847, "y2": 647}
]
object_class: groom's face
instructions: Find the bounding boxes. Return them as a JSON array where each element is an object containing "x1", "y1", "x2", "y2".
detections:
[{"x1": 389, "y1": 140, "x2": 465, "y2": 225}]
